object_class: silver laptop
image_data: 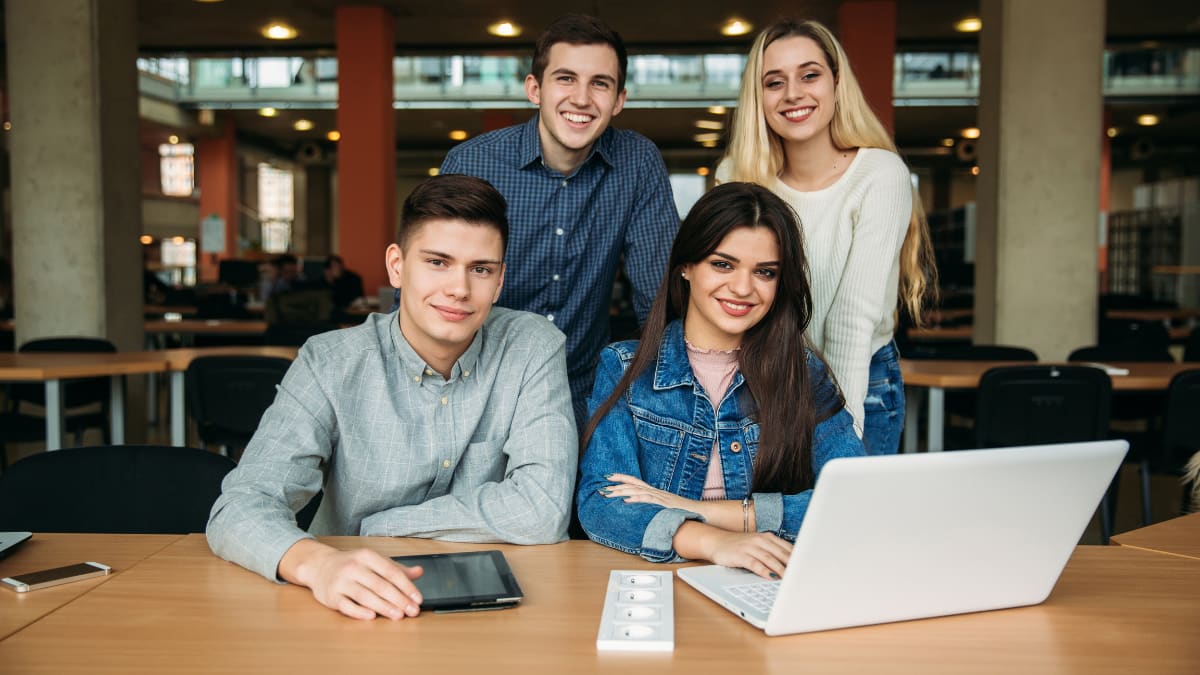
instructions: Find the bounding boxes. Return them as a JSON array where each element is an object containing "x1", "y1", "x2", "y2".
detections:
[
  {"x1": 677, "y1": 440, "x2": 1127, "y2": 635},
  {"x1": 0, "y1": 532, "x2": 32, "y2": 559}
]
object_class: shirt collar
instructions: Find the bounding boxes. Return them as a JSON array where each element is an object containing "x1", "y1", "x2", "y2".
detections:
[
  {"x1": 388, "y1": 312, "x2": 483, "y2": 383},
  {"x1": 653, "y1": 320, "x2": 695, "y2": 390},
  {"x1": 517, "y1": 113, "x2": 617, "y2": 173}
]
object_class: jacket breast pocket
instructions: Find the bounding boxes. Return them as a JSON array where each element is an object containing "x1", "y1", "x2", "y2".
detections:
[{"x1": 631, "y1": 414, "x2": 686, "y2": 488}]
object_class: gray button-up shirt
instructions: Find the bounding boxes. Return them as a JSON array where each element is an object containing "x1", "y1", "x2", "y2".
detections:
[{"x1": 207, "y1": 307, "x2": 578, "y2": 582}]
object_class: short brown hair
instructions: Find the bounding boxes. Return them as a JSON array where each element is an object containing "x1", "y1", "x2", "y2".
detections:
[
  {"x1": 531, "y1": 14, "x2": 628, "y2": 91},
  {"x1": 396, "y1": 174, "x2": 509, "y2": 253}
]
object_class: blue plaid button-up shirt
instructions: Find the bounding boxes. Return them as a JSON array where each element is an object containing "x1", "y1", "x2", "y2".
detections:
[{"x1": 441, "y1": 115, "x2": 679, "y2": 425}]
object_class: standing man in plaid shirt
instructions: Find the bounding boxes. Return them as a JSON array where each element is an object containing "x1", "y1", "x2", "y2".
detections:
[{"x1": 441, "y1": 14, "x2": 679, "y2": 427}]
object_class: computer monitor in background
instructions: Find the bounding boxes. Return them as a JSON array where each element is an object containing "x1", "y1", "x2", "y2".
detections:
[{"x1": 218, "y1": 259, "x2": 259, "y2": 289}]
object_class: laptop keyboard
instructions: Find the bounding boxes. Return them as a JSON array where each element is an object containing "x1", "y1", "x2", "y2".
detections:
[{"x1": 727, "y1": 579, "x2": 780, "y2": 614}]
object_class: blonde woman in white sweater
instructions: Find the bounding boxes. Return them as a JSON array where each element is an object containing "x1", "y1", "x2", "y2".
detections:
[{"x1": 718, "y1": 19, "x2": 936, "y2": 454}]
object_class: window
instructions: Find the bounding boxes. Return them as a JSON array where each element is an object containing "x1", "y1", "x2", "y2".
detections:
[
  {"x1": 258, "y1": 163, "x2": 294, "y2": 253},
  {"x1": 159, "y1": 143, "x2": 195, "y2": 197}
]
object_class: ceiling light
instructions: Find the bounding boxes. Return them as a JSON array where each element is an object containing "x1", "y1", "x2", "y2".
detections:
[
  {"x1": 955, "y1": 18, "x2": 982, "y2": 33},
  {"x1": 168, "y1": 135, "x2": 179, "y2": 144},
  {"x1": 326, "y1": 130, "x2": 341, "y2": 141},
  {"x1": 707, "y1": 106, "x2": 727, "y2": 115},
  {"x1": 720, "y1": 18, "x2": 753, "y2": 37},
  {"x1": 2, "y1": 121, "x2": 11, "y2": 131},
  {"x1": 487, "y1": 20, "x2": 521, "y2": 38},
  {"x1": 139, "y1": 235, "x2": 154, "y2": 245},
  {"x1": 962, "y1": 127, "x2": 981, "y2": 139},
  {"x1": 697, "y1": 167, "x2": 711, "y2": 177},
  {"x1": 262, "y1": 23, "x2": 298, "y2": 40},
  {"x1": 941, "y1": 138, "x2": 955, "y2": 147},
  {"x1": 701, "y1": 140, "x2": 719, "y2": 148},
  {"x1": 427, "y1": 167, "x2": 440, "y2": 177},
  {"x1": 449, "y1": 130, "x2": 469, "y2": 141},
  {"x1": 293, "y1": 119, "x2": 314, "y2": 131},
  {"x1": 258, "y1": 107, "x2": 278, "y2": 118},
  {"x1": 694, "y1": 120, "x2": 724, "y2": 130},
  {"x1": 1137, "y1": 114, "x2": 1159, "y2": 126},
  {"x1": 970, "y1": 166, "x2": 981, "y2": 176},
  {"x1": 171, "y1": 236, "x2": 185, "y2": 244},
  {"x1": 693, "y1": 132, "x2": 722, "y2": 143},
  {"x1": 1107, "y1": 127, "x2": 1119, "y2": 138}
]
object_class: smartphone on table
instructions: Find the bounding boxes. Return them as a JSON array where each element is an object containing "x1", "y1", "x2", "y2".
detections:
[{"x1": 2, "y1": 562, "x2": 112, "y2": 593}]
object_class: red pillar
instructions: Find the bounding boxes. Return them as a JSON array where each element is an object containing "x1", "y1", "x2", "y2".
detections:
[
  {"x1": 482, "y1": 110, "x2": 516, "y2": 133},
  {"x1": 196, "y1": 119, "x2": 238, "y2": 283},
  {"x1": 837, "y1": 0, "x2": 896, "y2": 135},
  {"x1": 336, "y1": 7, "x2": 395, "y2": 295}
]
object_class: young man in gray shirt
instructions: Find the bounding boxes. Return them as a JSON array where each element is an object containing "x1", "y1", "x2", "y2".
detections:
[{"x1": 207, "y1": 174, "x2": 577, "y2": 621}]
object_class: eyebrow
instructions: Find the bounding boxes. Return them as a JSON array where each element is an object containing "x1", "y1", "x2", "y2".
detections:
[
  {"x1": 712, "y1": 251, "x2": 780, "y2": 266},
  {"x1": 762, "y1": 61, "x2": 824, "y2": 78},
  {"x1": 550, "y1": 66, "x2": 617, "y2": 86},
  {"x1": 419, "y1": 249, "x2": 503, "y2": 266}
]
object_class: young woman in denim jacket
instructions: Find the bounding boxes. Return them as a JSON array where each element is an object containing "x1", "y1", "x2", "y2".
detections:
[{"x1": 577, "y1": 182, "x2": 865, "y2": 579}]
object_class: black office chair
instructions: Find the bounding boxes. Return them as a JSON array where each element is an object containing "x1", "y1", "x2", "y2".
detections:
[
  {"x1": 0, "y1": 445, "x2": 234, "y2": 534},
  {"x1": 263, "y1": 321, "x2": 338, "y2": 347},
  {"x1": 185, "y1": 355, "x2": 291, "y2": 457},
  {"x1": 1184, "y1": 326, "x2": 1200, "y2": 363},
  {"x1": 973, "y1": 365, "x2": 1116, "y2": 542},
  {"x1": 1097, "y1": 318, "x2": 1171, "y2": 356},
  {"x1": 5, "y1": 337, "x2": 116, "y2": 448},
  {"x1": 1139, "y1": 370, "x2": 1200, "y2": 525}
]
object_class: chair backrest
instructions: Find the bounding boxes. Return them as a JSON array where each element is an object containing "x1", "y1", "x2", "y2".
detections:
[
  {"x1": 1155, "y1": 369, "x2": 1200, "y2": 473},
  {"x1": 185, "y1": 355, "x2": 292, "y2": 447},
  {"x1": 1184, "y1": 327, "x2": 1200, "y2": 363},
  {"x1": 1068, "y1": 344, "x2": 1174, "y2": 363},
  {"x1": 266, "y1": 289, "x2": 333, "y2": 324},
  {"x1": 975, "y1": 365, "x2": 1112, "y2": 448},
  {"x1": 1098, "y1": 318, "x2": 1170, "y2": 354},
  {"x1": 903, "y1": 343, "x2": 1038, "y2": 362},
  {"x1": 13, "y1": 337, "x2": 117, "y2": 409},
  {"x1": 0, "y1": 445, "x2": 235, "y2": 533},
  {"x1": 263, "y1": 321, "x2": 338, "y2": 347}
]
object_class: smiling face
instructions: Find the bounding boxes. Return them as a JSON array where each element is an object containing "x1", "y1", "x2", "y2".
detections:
[
  {"x1": 525, "y1": 42, "x2": 627, "y2": 174},
  {"x1": 386, "y1": 218, "x2": 506, "y2": 374},
  {"x1": 760, "y1": 36, "x2": 838, "y2": 149},
  {"x1": 682, "y1": 226, "x2": 781, "y2": 351}
]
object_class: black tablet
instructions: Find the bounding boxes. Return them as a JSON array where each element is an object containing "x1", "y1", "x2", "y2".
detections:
[{"x1": 390, "y1": 550, "x2": 523, "y2": 613}]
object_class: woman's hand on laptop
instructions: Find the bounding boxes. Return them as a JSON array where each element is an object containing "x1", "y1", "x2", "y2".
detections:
[
  {"x1": 675, "y1": 523, "x2": 792, "y2": 580},
  {"x1": 278, "y1": 540, "x2": 425, "y2": 620}
]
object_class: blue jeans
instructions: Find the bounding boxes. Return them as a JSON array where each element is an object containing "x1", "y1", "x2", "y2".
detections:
[{"x1": 862, "y1": 341, "x2": 905, "y2": 455}]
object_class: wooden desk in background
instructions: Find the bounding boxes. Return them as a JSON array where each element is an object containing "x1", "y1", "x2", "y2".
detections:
[
  {"x1": 160, "y1": 346, "x2": 299, "y2": 447},
  {"x1": 0, "y1": 534, "x2": 180, "y2": 641},
  {"x1": 0, "y1": 352, "x2": 169, "y2": 450},
  {"x1": 144, "y1": 318, "x2": 268, "y2": 336},
  {"x1": 1112, "y1": 512, "x2": 1200, "y2": 561},
  {"x1": 900, "y1": 360, "x2": 1199, "y2": 453},
  {"x1": 1105, "y1": 308, "x2": 1200, "y2": 323},
  {"x1": 0, "y1": 535, "x2": 1196, "y2": 673}
]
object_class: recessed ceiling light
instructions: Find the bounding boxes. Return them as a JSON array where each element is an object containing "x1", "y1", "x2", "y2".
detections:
[
  {"x1": 487, "y1": 20, "x2": 521, "y2": 38},
  {"x1": 293, "y1": 119, "x2": 314, "y2": 131},
  {"x1": 962, "y1": 127, "x2": 981, "y2": 139},
  {"x1": 955, "y1": 18, "x2": 982, "y2": 33},
  {"x1": 720, "y1": 18, "x2": 753, "y2": 37},
  {"x1": 449, "y1": 130, "x2": 469, "y2": 141},
  {"x1": 1137, "y1": 114, "x2": 1159, "y2": 126},
  {"x1": 970, "y1": 166, "x2": 981, "y2": 176},
  {"x1": 701, "y1": 140, "x2": 719, "y2": 148},
  {"x1": 694, "y1": 120, "x2": 724, "y2": 130},
  {"x1": 139, "y1": 235, "x2": 154, "y2": 245},
  {"x1": 941, "y1": 138, "x2": 956, "y2": 147},
  {"x1": 2, "y1": 121, "x2": 12, "y2": 131},
  {"x1": 1107, "y1": 127, "x2": 1119, "y2": 138},
  {"x1": 168, "y1": 135, "x2": 180, "y2": 144},
  {"x1": 262, "y1": 22, "x2": 298, "y2": 40},
  {"x1": 326, "y1": 130, "x2": 341, "y2": 142},
  {"x1": 708, "y1": 106, "x2": 727, "y2": 115},
  {"x1": 693, "y1": 132, "x2": 722, "y2": 143},
  {"x1": 696, "y1": 167, "x2": 711, "y2": 177},
  {"x1": 427, "y1": 167, "x2": 440, "y2": 177},
  {"x1": 171, "y1": 236, "x2": 186, "y2": 244},
  {"x1": 258, "y1": 107, "x2": 278, "y2": 118}
]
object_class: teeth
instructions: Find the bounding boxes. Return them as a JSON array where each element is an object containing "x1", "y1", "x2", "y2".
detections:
[
  {"x1": 784, "y1": 108, "x2": 814, "y2": 119},
  {"x1": 721, "y1": 300, "x2": 750, "y2": 311},
  {"x1": 563, "y1": 112, "x2": 592, "y2": 123}
]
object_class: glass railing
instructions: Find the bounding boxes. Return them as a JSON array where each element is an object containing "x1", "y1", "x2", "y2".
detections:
[{"x1": 137, "y1": 47, "x2": 1200, "y2": 108}]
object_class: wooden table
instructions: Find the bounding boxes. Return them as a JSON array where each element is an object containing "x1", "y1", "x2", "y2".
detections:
[
  {"x1": 0, "y1": 534, "x2": 180, "y2": 641},
  {"x1": 0, "y1": 352, "x2": 170, "y2": 449},
  {"x1": 160, "y1": 346, "x2": 299, "y2": 446},
  {"x1": 907, "y1": 325, "x2": 972, "y2": 342},
  {"x1": 1105, "y1": 308, "x2": 1200, "y2": 322},
  {"x1": 900, "y1": 360, "x2": 1199, "y2": 453},
  {"x1": 0, "y1": 536, "x2": 1196, "y2": 673},
  {"x1": 1111, "y1": 512, "x2": 1200, "y2": 560},
  {"x1": 144, "y1": 318, "x2": 268, "y2": 336}
]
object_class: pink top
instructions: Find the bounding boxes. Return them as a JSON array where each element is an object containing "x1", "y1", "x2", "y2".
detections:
[{"x1": 685, "y1": 340, "x2": 740, "y2": 500}]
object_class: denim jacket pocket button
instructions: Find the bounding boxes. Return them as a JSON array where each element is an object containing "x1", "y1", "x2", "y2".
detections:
[{"x1": 730, "y1": 441, "x2": 742, "y2": 453}]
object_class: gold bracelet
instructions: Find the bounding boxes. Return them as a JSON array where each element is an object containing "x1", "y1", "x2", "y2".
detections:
[{"x1": 742, "y1": 497, "x2": 750, "y2": 533}]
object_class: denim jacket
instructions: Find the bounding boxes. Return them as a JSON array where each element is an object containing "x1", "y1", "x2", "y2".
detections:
[{"x1": 577, "y1": 320, "x2": 865, "y2": 562}]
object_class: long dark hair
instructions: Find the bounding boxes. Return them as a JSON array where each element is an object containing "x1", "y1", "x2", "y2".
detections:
[{"x1": 582, "y1": 182, "x2": 839, "y2": 493}]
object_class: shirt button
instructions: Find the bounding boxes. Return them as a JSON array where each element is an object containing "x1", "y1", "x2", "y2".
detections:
[
  {"x1": 730, "y1": 441, "x2": 742, "y2": 453},
  {"x1": 440, "y1": 396, "x2": 448, "y2": 406},
  {"x1": 555, "y1": 228, "x2": 564, "y2": 236},
  {"x1": 413, "y1": 375, "x2": 421, "y2": 383},
  {"x1": 463, "y1": 370, "x2": 470, "y2": 377},
  {"x1": 442, "y1": 459, "x2": 451, "y2": 468},
  {"x1": 552, "y1": 274, "x2": 560, "y2": 281},
  {"x1": 547, "y1": 314, "x2": 555, "y2": 322},
  {"x1": 561, "y1": 179, "x2": 568, "y2": 187},
  {"x1": 425, "y1": 368, "x2": 434, "y2": 376}
]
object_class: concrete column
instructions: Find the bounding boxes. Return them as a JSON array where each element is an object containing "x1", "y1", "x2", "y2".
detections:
[
  {"x1": 837, "y1": 0, "x2": 897, "y2": 134},
  {"x1": 974, "y1": 0, "x2": 1104, "y2": 358},
  {"x1": 6, "y1": 0, "x2": 142, "y2": 351}
]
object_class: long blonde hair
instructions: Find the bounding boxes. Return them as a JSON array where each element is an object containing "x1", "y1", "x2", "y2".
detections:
[{"x1": 723, "y1": 19, "x2": 937, "y2": 323}]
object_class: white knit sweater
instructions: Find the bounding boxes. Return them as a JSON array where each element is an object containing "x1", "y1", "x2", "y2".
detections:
[{"x1": 719, "y1": 148, "x2": 912, "y2": 432}]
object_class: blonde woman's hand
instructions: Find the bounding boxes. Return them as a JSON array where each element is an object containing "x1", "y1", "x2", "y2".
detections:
[
  {"x1": 599, "y1": 473, "x2": 700, "y2": 512},
  {"x1": 706, "y1": 530, "x2": 792, "y2": 580}
]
